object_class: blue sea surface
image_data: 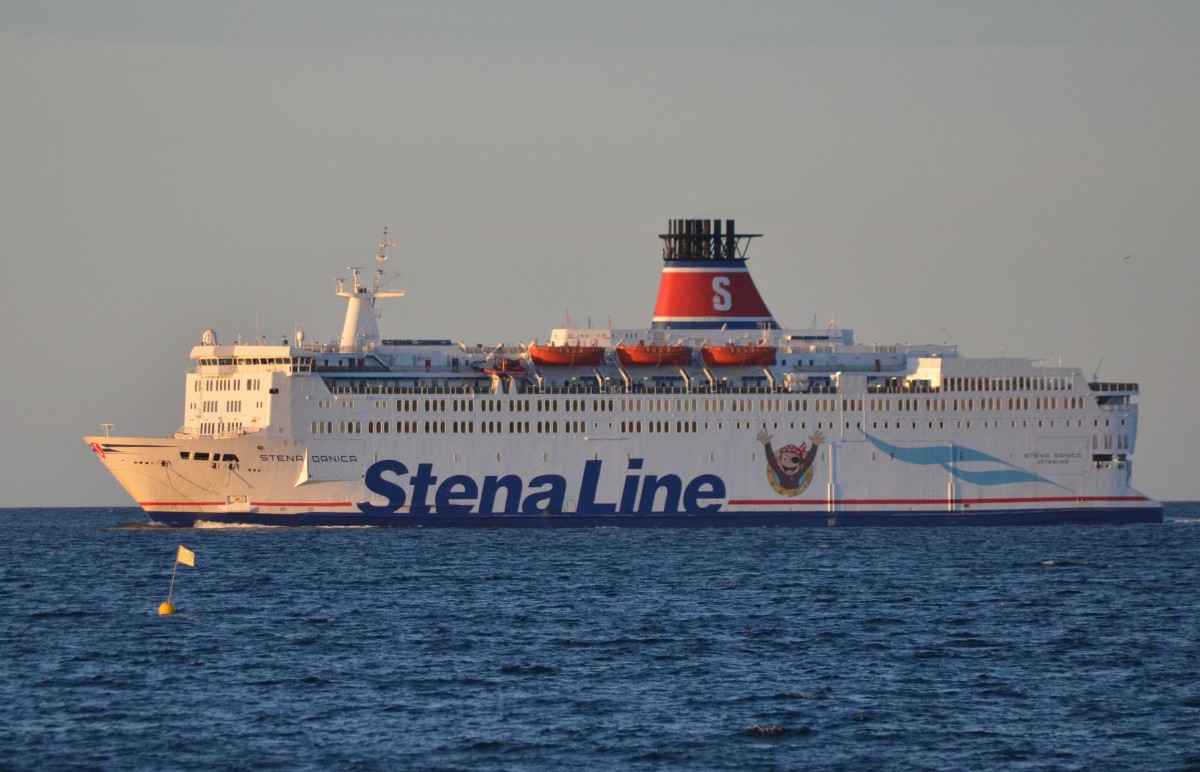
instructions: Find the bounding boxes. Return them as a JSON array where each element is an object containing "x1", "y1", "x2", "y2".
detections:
[{"x1": 1, "y1": 505, "x2": 1198, "y2": 770}]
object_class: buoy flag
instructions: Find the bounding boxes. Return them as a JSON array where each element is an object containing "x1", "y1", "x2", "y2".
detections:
[{"x1": 176, "y1": 545, "x2": 195, "y2": 567}]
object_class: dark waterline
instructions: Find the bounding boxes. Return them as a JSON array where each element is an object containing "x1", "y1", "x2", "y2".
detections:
[{"x1": 1, "y1": 504, "x2": 1198, "y2": 769}]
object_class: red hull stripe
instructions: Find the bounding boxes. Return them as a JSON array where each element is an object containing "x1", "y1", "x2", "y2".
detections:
[
  {"x1": 142, "y1": 496, "x2": 1151, "y2": 510},
  {"x1": 142, "y1": 502, "x2": 224, "y2": 507},
  {"x1": 141, "y1": 501, "x2": 354, "y2": 508},
  {"x1": 728, "y1": 495, "x2": 1152, "y2": 507}
]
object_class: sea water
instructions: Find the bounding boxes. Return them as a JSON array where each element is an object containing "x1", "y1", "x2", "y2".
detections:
[{"x1": 1, "y1": 505, "x2": 1197, "y2": 769}]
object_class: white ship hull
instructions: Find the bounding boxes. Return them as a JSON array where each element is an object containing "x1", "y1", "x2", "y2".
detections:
[
  {"x1": 84, "y1": 377, "x2": 1159, "y2": 527},
  {"x1": 86, "y1": 220, "x2": 1161, "y2": 526}
]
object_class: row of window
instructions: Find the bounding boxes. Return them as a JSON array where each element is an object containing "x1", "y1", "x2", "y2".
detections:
[
  {"x1": 309, "y1": 394, "x2": 1095, "y2": 417},
  {"x1": 305, "y1": 415, "x2": 1129, "y2": 437},
  {"x1": 942, "y1": 376, "x2": 1074, "y2": 392},
  {"x1": 195, "y1": 377, "x2": 266, "y2": 392},
  {"x1": 306, "y1": 412, "x2": 1127, "y2": 439},
  {"x1": 178, "y1": 451, "x2": 240, "y2": 462},
  {"x1": 197, "y1": 357, "x2": 311, "y2": 369},
  {"x1": 383, "y1": 397, "x2": 612, "y2": 414},
  {"x1": 312, "y1": 419, "x2": 598, "y2": 435},
  {"x1": 196, "y1": 400, "x2": 256, "y2": 414},
  {"x1": 197, "y1": 421, "x2": 243, "y2": 435},
  {"x1": 870, "y1": 418, "x2": 1122, "y2": 431},
  {"x1": 622, "y1": 420, "x2": 702, "y2": 434},
  {"x1": 869, "y1": 396, "x2": 1087, "y2": 413}
]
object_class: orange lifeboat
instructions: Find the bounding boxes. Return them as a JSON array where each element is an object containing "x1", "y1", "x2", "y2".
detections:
[
  {"x1": 479, "y1": 357, "x2": 526, "y2": 376},
  {"x1": 615, "y1": 342, "x2": 692, "y2": 367},
  {"x1": 700, "y1": 344, "x2": 776, "y2": 367},
  {"x1": 528, "y1": 344, "x2": 605, "y2": 367}
]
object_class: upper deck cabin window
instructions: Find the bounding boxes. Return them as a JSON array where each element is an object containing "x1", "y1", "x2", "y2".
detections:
[
  {"x1": 941, "y1": 375, "x2": 1073, "y2": 393},
  {"x1": 198, "y1": 356, "x2": 313, "y2": 372}
]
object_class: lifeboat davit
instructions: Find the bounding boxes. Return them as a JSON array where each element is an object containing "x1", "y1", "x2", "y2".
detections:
[
  {"x1": 528, "y1": 344, "x2": 605, "y2": 367},
  {"x1": 700, "y1": 344, "x2": 776, "y2": 367},
  {"x1": 615, "y1": 342, "x2": 692, "y2": 367}
]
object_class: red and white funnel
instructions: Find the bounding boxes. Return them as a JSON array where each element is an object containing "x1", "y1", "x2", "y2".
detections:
[{"x1": 651, "y1": 218, "x2": 777, "y2": 330}]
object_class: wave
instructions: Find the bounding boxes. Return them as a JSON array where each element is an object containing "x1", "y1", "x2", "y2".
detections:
[{"x1": 192, "y1": 520, "x2": 284, "y2": 530}]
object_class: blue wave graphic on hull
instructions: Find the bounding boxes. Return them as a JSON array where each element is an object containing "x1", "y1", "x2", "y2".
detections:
[{"x1": 860, "y1": 432, "x2": 1067, "y2": 490}]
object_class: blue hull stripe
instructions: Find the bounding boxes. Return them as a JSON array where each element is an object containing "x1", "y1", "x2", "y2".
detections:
[
  {"x1": 147, "y1": 507, "x2": 1163, "y2": 528},
  {"x1": 650, "y1": 320, "x2": 776, "y2": 330}
]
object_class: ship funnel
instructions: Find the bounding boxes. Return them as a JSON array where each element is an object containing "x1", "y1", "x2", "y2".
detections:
[{"x1": 651, "y1": 218, "x2": 777, "y2": 330}]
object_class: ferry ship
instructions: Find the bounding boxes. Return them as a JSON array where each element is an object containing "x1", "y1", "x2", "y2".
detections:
[{"x1": 85, "y1": 219, "x2": 1161, "y2": 527}]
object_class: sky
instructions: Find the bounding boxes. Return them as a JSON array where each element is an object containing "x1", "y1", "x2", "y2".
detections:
[{"x1": 2, "y1": 1, "x2": 1198, "y2": 505}]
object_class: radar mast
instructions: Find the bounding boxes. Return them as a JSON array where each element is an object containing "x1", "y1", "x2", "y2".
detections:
[{"x1": 336, "y1": 228, "x2": 406, "y2": 350}]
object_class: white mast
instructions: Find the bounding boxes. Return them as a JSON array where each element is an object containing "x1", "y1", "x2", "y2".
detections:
[{"x1": 337, "y1": 229, "x2": 405, "y2": 351}]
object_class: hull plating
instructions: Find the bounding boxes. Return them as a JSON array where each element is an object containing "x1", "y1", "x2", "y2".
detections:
[{"x1": 147, "y1": 506, "x2": 1163, "y2": 528}]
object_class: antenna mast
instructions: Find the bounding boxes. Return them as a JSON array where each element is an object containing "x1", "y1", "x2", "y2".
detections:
[
  {"x1": 373, "y1": 227, "x2": 397, "y2": 294},
  {"x1": 335, "y1": 227, "x2": 406, "y2": 350}
]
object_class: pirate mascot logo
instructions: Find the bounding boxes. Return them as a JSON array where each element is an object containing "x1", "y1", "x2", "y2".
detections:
[{"x1": 756, "y1": 427, "x2": 825, "y2": 496}]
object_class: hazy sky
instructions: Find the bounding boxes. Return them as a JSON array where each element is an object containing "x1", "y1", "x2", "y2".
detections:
[{"x1": 3, "y1": 1, "x2": 1198, "y2": 505}]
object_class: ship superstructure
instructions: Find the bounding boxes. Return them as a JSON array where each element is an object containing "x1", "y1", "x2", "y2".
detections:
[{"x1": 86, "y1": 220, "x2": 1161, "y2": 526}]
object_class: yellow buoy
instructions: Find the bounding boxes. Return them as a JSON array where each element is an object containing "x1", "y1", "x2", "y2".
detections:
[{"x1": 159, "y1": 544, "x2": 195, "y2": 616}]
